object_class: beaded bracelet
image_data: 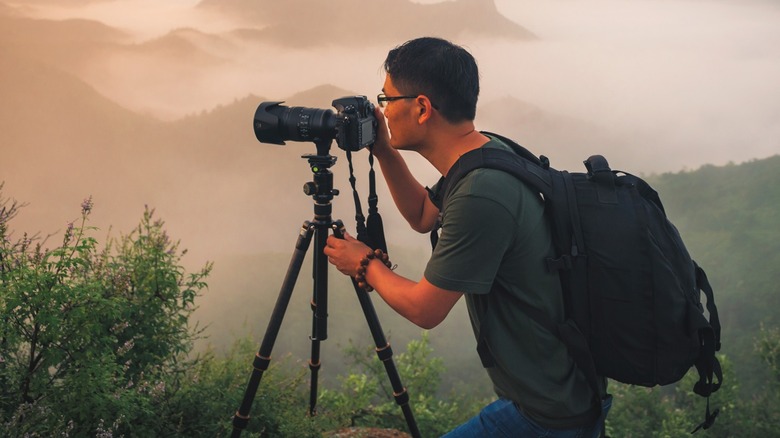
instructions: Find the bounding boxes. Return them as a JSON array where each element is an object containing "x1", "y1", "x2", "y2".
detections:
[{"x1": 355, "y1": 249, "x2": 392, "y2": 292}]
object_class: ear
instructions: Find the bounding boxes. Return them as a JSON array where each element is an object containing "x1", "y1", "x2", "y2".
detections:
[{"x1": 416, "y1": 96, "x2": 434, "y2": 125}]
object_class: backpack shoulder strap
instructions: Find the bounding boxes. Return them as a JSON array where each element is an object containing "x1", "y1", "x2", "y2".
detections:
[
  {"x1": 429, "y1": 133, "x2": 553, "y2": 249},
  {"x1": 435, "y1": 132, "x2": 553, "y2": 210},
  {"x1": 432, "y1": 133, "x2": 607, "y2": 423}
]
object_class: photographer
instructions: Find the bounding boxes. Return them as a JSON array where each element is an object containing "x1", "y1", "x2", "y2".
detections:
[{"x1": 323, "y1": 37, "x2": 610, "y2": 437}]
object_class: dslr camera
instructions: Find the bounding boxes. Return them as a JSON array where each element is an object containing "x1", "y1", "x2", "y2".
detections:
[{"x1": 254, "y1": 96, "x2": 377, "y2": 152}]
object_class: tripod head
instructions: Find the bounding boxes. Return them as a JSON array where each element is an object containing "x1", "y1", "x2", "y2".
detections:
[{"x1": 301, "y1": 140, "x2": 339, "y2": 221}]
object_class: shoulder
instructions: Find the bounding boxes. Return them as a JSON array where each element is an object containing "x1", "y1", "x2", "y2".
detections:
[
  {"x1": 452, "y1": 168, "x2": 524, "y2": 203},
  {"x1": 449, "y1": 138, "x2": 541, "y2": 209}
]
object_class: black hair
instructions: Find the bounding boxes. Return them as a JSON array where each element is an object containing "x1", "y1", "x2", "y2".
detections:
[{"x1": 384, "y1": 37, "x2": 479, "y2": 123}]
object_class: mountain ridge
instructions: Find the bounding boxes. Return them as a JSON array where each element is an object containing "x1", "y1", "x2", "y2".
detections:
[{"x1": 196, "y1": 0, "x2": 535, "y2": 47}]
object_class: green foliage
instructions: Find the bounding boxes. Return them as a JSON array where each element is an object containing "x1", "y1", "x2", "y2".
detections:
[
  {"x1": 320, "y1": 332, "x2": 488, "y2": 437},
  {"x1": 0, "y1": 188, "x2": 211, "y2": 436},
  {"x1": 606, "y1": 363, "x2": 718, "y2": 437},
  {"x1": 606, "y1": 345, "x2": 780, "y2": 436},
  {"x1": 163, "y1": 336, "x2": 322, "y2": 437}
]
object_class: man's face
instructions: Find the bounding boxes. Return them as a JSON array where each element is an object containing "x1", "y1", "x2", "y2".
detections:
[{"x1": 381, "y1": 75, "x2": 422, "y2": 151}]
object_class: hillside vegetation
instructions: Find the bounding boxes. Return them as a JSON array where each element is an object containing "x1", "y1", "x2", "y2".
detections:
[{"x1": 650, "y1": 156, "x2": 780, "y2": 394}]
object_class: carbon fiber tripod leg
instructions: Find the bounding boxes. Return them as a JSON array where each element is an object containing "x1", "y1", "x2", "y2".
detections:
[
  {"x1": 351, "y1": 281, "x2": 421, "y2": 438},
  {"x1": 231, "y1": 222, "x2": 314, "y2": 437},
  {"x1": 332, "y1": 223, "x2": 421, "y2": 438},
  {"x1": 307, "y1": 221, "x2": 330, "y2": 416}
]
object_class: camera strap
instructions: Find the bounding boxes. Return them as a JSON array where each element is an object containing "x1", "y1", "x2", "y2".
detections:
[{"x1": 345, "y1": 147, "x2": 388, "y2": 253}]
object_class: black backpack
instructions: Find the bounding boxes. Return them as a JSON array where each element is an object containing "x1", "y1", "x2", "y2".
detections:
[{"x1": 431, "y1": 132, "x2": 723, "y2": 432}]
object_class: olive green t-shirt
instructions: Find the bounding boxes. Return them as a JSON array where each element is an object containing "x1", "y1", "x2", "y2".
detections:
[{"x1": 424, "y1": 138, "x2": 596, "y2": 428}]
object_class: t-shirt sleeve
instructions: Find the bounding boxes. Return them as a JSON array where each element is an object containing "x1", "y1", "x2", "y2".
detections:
[{"x1": 424, "y1": 183, "x2": 516, "y2": 294}]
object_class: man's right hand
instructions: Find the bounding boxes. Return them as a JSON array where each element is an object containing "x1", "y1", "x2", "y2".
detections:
[{"x1": 371, "y1": 106, "x2": 393, "y2": 160}]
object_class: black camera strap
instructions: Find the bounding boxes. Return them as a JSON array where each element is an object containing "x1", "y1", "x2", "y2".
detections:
[
  {"x1": 365, "y1": 147, "x2": 388, "y2": 253},
  {"x1": 345, "y1": 147, "x2": 388, "y2": 253}
]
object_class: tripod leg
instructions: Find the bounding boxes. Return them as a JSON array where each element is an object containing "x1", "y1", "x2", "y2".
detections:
[
  {"x1": 307, "y1": 224, "x2": 329, "y2": 416},
  {"x1": 231, "y1": 222, "x2": 314, "y2": 437},
  {"x1": 352, "y1": 280, "x2": 422, "y2": 438},
  {"x1": 331, "y1": 222, "x2": 421, "y2": 438}
]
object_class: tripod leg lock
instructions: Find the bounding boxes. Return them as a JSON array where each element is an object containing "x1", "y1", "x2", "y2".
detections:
[
  {"x1": 375, "y1": 343, "x2": 394, "y2": 362},
  {"x1": 253, "y1": 354, "x2": 271, "y2": 372},
  {"x1": 393, "y1": 387, "x2": 410, "y2": 406},
  {"x1": 232, "y1": 411, "x2": 250, "y2": 430}
]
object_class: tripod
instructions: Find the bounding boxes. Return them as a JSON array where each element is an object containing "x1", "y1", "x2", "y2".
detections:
[{"x1": 231, "y1": 141, "x2": 420, "y2": 438}]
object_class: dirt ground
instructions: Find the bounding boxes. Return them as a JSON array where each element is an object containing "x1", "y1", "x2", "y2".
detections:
[{"x1": 325, "y1": 427, "x2": 412, "y2": 438}]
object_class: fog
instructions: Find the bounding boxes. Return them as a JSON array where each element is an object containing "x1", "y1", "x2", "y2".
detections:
[
  {"x1": 1, "y1": 0, "x2": 778, "y2": 381},
  {"x1": 14, "y1": 0, "x2": 780, "y2": 167}
]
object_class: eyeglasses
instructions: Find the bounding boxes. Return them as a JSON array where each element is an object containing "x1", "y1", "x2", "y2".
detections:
[{"x1": 377, "y1": 93, "x2": 418, "y2": 108}]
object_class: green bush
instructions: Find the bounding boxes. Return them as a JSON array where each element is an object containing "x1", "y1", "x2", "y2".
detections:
[
  {"x1": 320, "y1": 331, "x2": 488, "y2": 437},
  {"x1": 165, "y1": 337, "x2": 322, "y2": 437},
  {"x1": 0, "y1": 188, "x2": 211, "y2": 436}
]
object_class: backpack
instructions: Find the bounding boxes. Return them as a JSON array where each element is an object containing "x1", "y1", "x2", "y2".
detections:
[{"x1": 430, "y1": 131, "x2": 723, "y2": 432}]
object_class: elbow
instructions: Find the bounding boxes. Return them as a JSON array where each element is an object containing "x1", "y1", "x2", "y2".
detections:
[
  {"x1": 410, "y1": 222, "x2": 434, "y2": 234},
  {"x1": 416, "y1": 319, "x2": 441, "y2": 330},
  {"x1": 408, "y1": 199, "x2": 438, "y2": 234},
  {"x1": 408, "y1": 215, "x2": 436, "y2": 234},
  {"x1": 409, "y1": 310, "x2": 446, "y2": 330}
]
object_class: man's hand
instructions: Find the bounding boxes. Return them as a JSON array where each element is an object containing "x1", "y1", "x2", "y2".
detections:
[
  {"x1": 370, "y1": 106, "x2": 393, "y2": 160},
  {"x1": 323, "y1": 232, "x2": 370, "y2": 277},
  {"x1": 325, "y1": 232, "x2": 463, "y2": 329}
]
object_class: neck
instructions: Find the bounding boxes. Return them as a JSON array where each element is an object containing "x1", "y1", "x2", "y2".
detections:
[{"x1": 421, "y1": 124, "x2": 489, "y2": 176}]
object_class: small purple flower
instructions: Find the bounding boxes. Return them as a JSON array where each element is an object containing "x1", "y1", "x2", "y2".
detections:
[
  {"x1": 81, "y1": 196, "x2": 93, "y2": 215},
  {"x1": 64, "y1": 222, "x2": 74, "y2": 241}
]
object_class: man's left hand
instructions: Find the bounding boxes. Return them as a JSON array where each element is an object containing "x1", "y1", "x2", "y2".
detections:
[{"x1": 324, "y1": 232, "x2": 370, "y2": 277}]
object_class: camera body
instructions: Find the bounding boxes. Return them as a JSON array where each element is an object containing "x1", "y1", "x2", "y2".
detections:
[
  {"x1": 254, "y1": 95, "x2": 377, "y2": 152},
  {"x1": 332, "y1": 96, "x2": 377, "y2": 152}
]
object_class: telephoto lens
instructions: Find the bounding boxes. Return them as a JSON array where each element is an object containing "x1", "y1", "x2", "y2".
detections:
[{"x1": 253, "y1": 102, "x2": 336, "y2": 145}]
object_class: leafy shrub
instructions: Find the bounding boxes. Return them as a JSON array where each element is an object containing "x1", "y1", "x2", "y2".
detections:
[
  {"x1": 0, "y1": 188, "x2": 210, "y2": 436},
  {"x1": 320, "y1": 331, "x2": 488, "y2": 437}
]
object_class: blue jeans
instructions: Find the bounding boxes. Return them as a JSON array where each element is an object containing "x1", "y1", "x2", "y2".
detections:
[{"x1": 443, "y1": 396, "x2": 612, "y2": 438}]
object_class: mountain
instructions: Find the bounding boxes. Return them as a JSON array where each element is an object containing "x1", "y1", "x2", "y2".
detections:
[
  {"x1": 168, "y1": 84, "x2": 357, "y2": 170},
  {"x1": 0, "y1": 13, "x2": 129, "y2": 72},
  {"x1": 0, "y1": 47, "x2": 172, "y2": 236},
  {"x1": 198, "y1": 0, "x2": 535, "y2": 47},
  {"x1": 0, "y1": 51, "x2": 382, "y2": 263},
  {"x1": 12, "y1": 0, "x2": 111, "y2": 5},
  {"x1": 130, "y1": 28, "x2": 236, "y2": 63},
  {"x1": 649, "y1": 155, "x2": 780, "y2": 392},
  {"x1": 0, "y1": 2, "x2": 19, "y2": 16},
  {"x1": 477, "y1": 96, "x2": 628, "y2": 171}
]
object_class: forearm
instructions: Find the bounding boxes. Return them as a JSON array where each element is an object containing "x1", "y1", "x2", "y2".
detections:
[
  {"x1": 364, "y1": 259, "x2": 460, "y2": 329},
  {"x1": 375, "y1": 148, "x2": 437, "y2": 233}
]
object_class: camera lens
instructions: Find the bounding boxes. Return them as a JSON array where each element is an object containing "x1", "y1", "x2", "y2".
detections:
[
  {"x1": 254, "y1": 102, "x2": 336, "y2": 145},
  {"x1": 281, "y1": 106, "x2": 336, "y2": 142}
]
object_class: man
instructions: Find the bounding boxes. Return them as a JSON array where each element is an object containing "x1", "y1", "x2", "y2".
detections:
[{"x1": 324, "y1": 37, "x2": 610, "y2": 437}]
